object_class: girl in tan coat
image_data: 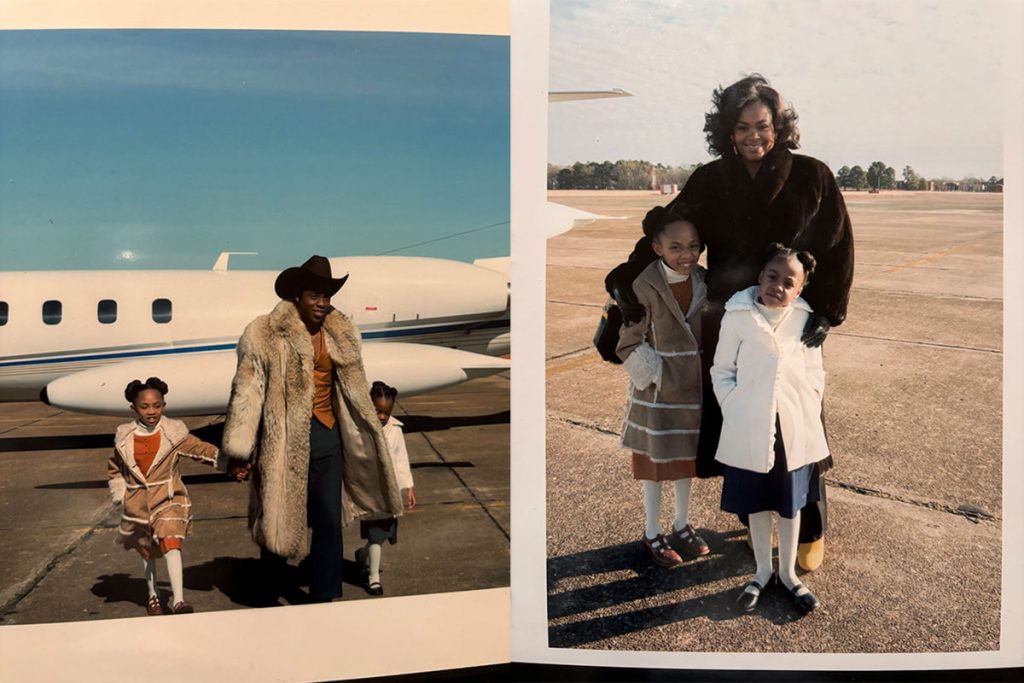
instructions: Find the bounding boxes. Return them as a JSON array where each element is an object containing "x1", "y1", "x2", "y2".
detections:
[
  {"x1": 107, "y1": 377, "x2": 229, "y2": 615},
  {"x1": 617, "y1": 205, "x2": 710, "y2": 568}
]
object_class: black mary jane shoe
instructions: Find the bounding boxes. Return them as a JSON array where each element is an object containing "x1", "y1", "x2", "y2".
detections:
[
  {"x1": 784, "y1": 581, "x2": 820, "y2": 613},
  {"x1": 736, "y1": 578, "x2": 767, "y2": 612}
]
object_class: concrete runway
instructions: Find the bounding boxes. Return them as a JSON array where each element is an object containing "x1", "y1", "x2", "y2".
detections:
[
  {"x1": 0, "y1": 373, "x2": 508, "y2": 624},
  {"x1": 545, "y1": 190, "x2": 1002, "y2": 652}
]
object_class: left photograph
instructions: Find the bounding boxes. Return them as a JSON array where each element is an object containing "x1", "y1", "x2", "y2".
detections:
[{"x1": 0, "y1": 28, "x2": 510, "y2": 623}]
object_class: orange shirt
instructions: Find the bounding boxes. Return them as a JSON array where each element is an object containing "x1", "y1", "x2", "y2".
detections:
[
  {"x1": 133, "y1": 431, "x2": 161, "y2": 476},
  {"x1": 311, "y1": 329, "x2": 336, "y2": 428}
]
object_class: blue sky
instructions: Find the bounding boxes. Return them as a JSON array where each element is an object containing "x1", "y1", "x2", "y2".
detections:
[
  {"x1": 549, "y1": 0, "x2": 1004, "y2": 179},
  {"x1": 0, "y1": 30, "x2": 509, "y2": 270}
]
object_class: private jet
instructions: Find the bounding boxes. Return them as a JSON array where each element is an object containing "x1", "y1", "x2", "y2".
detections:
[{"x1": 0, "y1": 253, "x2": 510, "y2": 415}]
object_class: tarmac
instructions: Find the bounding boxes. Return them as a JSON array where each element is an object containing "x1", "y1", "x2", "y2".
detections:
[
  {"x1": 0, "y1": 373, "x2": 509, "y2": 625},
  {"x1": 545, "y1": 190, "x2": 1003, "y2": 653}
]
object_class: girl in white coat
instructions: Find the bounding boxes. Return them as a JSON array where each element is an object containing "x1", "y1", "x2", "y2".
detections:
[
  {"x1": 355, "y1": 381, "x2": 415, "y2": 595},
  {"x1": 712, "y1": 244, "x2": 829, "y2": 613}
]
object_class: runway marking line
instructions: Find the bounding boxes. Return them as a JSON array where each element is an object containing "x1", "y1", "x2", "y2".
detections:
[
  {"x1": 880, "y1": 234, "x2": 1001, "y2": 274},
  {"x1": 546, "y1": 351, "x2": 601, "y2": 376}
]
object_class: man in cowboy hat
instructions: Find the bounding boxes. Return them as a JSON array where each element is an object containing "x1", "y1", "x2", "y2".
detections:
[{"x1": 222, "y1": 255, "x2": 403, "y2": 602}]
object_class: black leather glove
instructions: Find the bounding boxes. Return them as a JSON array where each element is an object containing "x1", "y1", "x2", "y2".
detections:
[
  {"x1": 801, "y1": 313, "x2": 830, "y2": 348},
  {"x1": 605, "y1": 262, "x2": 645, "y2": 324},
  {"x1": 611, "y1": 283, "x2": 645, "y2": 325}
]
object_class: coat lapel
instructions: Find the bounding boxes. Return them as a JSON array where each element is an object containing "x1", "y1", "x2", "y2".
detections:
[
  {"x1": 724, "y1": 148, "x2": 792, "y2": 211},
  {"x1": 764, "y1": 148, "x2": 792, "y2": 204},
  {"x1": 641, "y1": 261, "x2": 688, "y2": 331},
  {"x1": 114, "y1": 422, "x2": 145, "y2": 482},
  {"x1": 686, "y1": 267, "x2": 708, "y2": 320},
  {"x1": 641, "y1": 261, "x2": 707, "y2": 333},
  {"x1": 271, "y1": 299, "x2": 314, "y2": 364},
  {"x1": 727, "y1": 285, "x2": 811, "y2": 339},
  {"x1": 146, "y1": 418, "x2": 187, "y2": 475}
]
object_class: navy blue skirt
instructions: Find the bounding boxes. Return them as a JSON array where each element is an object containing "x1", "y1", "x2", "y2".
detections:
[{"x1": 720, "y1": 417, "x2": 822, "y2": 519}]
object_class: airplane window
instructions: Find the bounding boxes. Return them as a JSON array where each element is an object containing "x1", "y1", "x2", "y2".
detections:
[
  {"x1": 152, "y1": 298, "x2": 172, "y2": 324},
  {"x1": 0, "y1": 301, "x2": 7, "y2": 326},
  {"x1": 42, "y1": 300, "x2": 62, "y2": 325},
  {"x1": 98, "y1": 299, "x2": 117, "y2": 324}
]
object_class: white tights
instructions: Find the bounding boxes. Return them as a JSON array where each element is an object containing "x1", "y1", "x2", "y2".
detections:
[
  {"x1": 364, "y1": 541, "x2": 383, "y2": 585},
  {"x1": 142, "y1": 548, "x2": 186, "y2": 605},
  {"x1": 747, "y1": 511, "x2": 809, "y2": 596},
  {"x1": 642, "y1": 479, "x2": 693, "y2": 539}
]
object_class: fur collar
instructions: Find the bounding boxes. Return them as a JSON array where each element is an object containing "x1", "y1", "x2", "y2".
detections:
[
  {"x1": 114, "y1": 416, "x2": 189, "y2": 449},
  {"x1": 720, "y1": 146, "x2": 793, "y2": 204},
  {"x1": 267, "y1": 299, "x2": 356, "y2": 349},
  {"x1": 725, "y1": 285, "x2": 812, "y2": 314},
  {"x1": 114, "y1": 417, "x2": 190, "y2": 479}
]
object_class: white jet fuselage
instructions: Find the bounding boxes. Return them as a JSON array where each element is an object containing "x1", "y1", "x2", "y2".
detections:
[{"x1": 0, "y1": 256, "x2": 510, "y2": 414}]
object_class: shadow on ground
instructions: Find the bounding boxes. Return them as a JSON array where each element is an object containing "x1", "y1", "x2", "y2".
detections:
[
  {"x1": 0, "y1": 422, "x2": 227, "y2": 454},
  {"x1": 86, "y1": 556, "x2": 374, "y2": 614},
  {"x1": 36, "y1": 472, "x2": 241, "y2": 490},
  {"x1": 400, "y1": 410, "x2": 510, "y2": 434},
  {"x1": 547, "y1": 527, "x2": 811, "y2": 647}
]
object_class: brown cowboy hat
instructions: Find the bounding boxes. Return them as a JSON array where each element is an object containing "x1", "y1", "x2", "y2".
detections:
[{"x1": 274, "y1": 255, "x2": 349, "y2": 299}]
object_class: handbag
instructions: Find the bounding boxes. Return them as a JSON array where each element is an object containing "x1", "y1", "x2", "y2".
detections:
[{"x1": 593, "y1": 298, "x2": 624, "y2": 364}]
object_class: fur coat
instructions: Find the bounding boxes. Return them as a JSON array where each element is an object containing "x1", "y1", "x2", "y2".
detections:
[
  {"x1": 616, "y1": 262, "x2": 707, "y2": 462},
  {"x1": 711, "y1": 286, "x2": 829, "y2": 473},
  {"x1": 107, "y1": 417, "x2": 224, "y2": 554},
  {"x1": 222, "y1": 300, "x2": 403, "y2": 559}
]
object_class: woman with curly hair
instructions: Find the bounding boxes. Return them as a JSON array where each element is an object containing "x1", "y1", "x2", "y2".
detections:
[{"x1": 605, "y1": 74, "x2": 854, "y2": 571}]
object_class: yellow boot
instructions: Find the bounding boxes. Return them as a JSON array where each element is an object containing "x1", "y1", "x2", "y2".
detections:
[{"x1": 797, "y1": 538, "x2": 824, "y2": 572}]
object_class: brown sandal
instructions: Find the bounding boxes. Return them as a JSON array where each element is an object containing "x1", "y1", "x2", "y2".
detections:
[
  {"x1": 670, "y1": 523, "x2": 710, "y2": 557},
  {"x1": 146, "y1": 595, "x2": 163, "y2": 616},
  {"x1": 642, "y1": 534, "x2": 684, "y2": 567},
  {"x1": 170, "y1": 600, "x2": 194, "y2": 614}
]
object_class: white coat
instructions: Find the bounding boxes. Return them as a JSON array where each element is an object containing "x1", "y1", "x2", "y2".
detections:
[
  {"x1": 382, "y1": 416, "x2": 414, "y2": 491},
  {"x1": 711, "y1": 286, "x2": 829, "y2": 473}
]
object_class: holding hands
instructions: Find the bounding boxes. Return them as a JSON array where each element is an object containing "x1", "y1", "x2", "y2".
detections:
[{"x1": 226, "y1": 458, "x2": 251, "y2": 482}]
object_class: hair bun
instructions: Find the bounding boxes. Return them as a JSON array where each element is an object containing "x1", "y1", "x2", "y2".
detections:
[
  {"x1": 641, "y1": 206, "x2": 667, "y2": 238},
  {"x1": 124, "y1": 379, "x2": 144, "y2": 402},
  {"x1": 370, "y1": 380, "x2": 399, "y2": 400}
]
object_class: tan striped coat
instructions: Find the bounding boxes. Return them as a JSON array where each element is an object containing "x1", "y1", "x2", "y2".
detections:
[
  {"x1": 107, "y1": 417, "x2": 224, "y2": 555},
  {"x1": 616, "y1": 261, "x2": 707, "y2": 462}
]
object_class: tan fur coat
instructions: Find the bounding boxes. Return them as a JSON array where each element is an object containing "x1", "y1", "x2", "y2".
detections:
[{"x1": 222, "y1": 300, "x2": 403, "y2": 559}]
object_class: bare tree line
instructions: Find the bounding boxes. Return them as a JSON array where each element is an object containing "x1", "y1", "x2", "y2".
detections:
[{"x1": 548, "y1": 160, "x2": 1003, "y2": 193}]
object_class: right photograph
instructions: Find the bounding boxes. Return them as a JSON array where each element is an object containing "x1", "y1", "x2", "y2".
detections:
[{"x1": 545, "y1": 1, "x2": 1003, "y2": 653}]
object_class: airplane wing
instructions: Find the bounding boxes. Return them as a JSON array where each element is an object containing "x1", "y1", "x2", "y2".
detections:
[
  {"x1": 41, "y1": 343, "x2": 509, "y2": 416},
  {"x1": 548, "y1": 89, "x2": 632, "y2": 102},
  {"x1": 547, "y1": 87, "x2": 633, "y2": 236}
]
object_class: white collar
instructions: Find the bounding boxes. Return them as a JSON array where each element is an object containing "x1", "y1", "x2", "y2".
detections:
[
  {"x1": 754, "y1": 299, "x2": 793, "y2": 329},
  {"x1": 133, "y1": 416, "x2": 163, "y2": 436},
  {"x1": 660, "y1": 260, "x2": 690, "y2": 285}
]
